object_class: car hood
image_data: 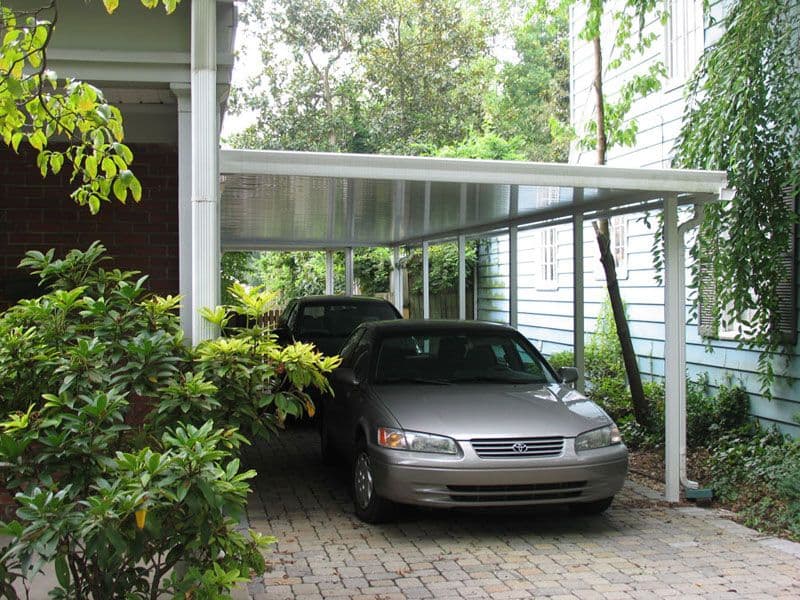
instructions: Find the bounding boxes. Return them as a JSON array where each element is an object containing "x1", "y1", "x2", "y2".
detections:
[{"x1": 370, "y1": 383, "x2": 611, "y2": 439}]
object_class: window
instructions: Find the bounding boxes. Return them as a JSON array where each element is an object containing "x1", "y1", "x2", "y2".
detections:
[
  {"x1": 665, "y1": 0, "x2": 704, "y2": 83},
  {"x1": 539, "y1": 228, "x2": 558, "y2": 288},
  {"x1": 717, "y1": 299, "x2": 757, "y2": 341}
]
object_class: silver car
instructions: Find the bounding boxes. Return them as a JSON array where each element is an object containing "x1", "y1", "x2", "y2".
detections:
[{"x1": 321, "y1": 320, "x2": 628, "y2": 523}]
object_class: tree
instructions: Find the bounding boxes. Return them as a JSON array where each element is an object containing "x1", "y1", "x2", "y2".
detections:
[
  {"x1": 561, "y1": 0, "x2": 667, "y2": 430},
  {"x1": 674, "y1": 0, "x2": 800, "y2": 395},
  {"x1": 0, "y1": 0, "x2": 180, "y2": 213},
  {"x1": 230, "y1": 0, "x2": 497, "y2": 156},
  {"x1": 486, "y1": 4, "x2": 570, "y2": 162}
]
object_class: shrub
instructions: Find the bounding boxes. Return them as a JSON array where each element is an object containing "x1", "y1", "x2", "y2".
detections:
[{"x1": 0, "y1": 244, "x2": 340, "y2": 598}]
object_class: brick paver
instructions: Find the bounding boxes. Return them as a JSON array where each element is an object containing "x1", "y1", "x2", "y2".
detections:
[{"x1": 241, "y1": 426, "x2": 800, "y2": 599}]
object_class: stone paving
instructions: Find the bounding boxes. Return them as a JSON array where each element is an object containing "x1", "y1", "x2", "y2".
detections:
[{"x1": 241, "y1": 425, "x2": 800, "y2": 600}]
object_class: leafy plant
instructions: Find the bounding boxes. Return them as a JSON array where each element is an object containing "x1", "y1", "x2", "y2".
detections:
[{"x1": 0, "y1": 244, "x2": 341, "y2": 598}]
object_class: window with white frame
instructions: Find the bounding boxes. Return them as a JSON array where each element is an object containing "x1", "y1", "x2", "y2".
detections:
[
  {"x1": 664, "y1": 0, "x2": 704, "y2": 83},
  {"x1": 539, "y1": 228, "x2": 558, "y2": 287},
  {"x1": 717, "y1": 300, "x2": 757, "y2": 341}
]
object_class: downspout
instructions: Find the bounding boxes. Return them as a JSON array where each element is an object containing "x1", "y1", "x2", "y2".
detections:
[{"x1": 676, "y1": 203, "x2": 704, "y2": 491}]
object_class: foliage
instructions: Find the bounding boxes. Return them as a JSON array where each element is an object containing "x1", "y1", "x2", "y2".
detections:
[
  {"x1": 229, "y1": 0, "x2": 497, "y2": 155},
  {"x1": 353, "y1": 247, "x2": 392, "y2": 296},
  {"x1": 486, "y1": 4, "x2": 570, "y2": 162},
  {"x1": 251, "y1": 251, "x2": 343, "y2": 302},
  {"x1": 547, "y1": 350, "x2": 573, "y2": 371},
  {"x1": 0, "y1": 244, "x2": 340, "y2": 598},
  {"x1": 706, "y1": 426, "x2": 800, "y2": 540},
  {"x1": 0, "y1": 0, "x2": 180, "y2": 212},
  {"x1": 406, "y1": 242, "x2": 477, "y2": 295},
  {"x1": 673, "y1": 0, "x2": 800, "y2": 396},
  {"x1": 432, "y1": 130, "x2": 527, "y2": 161},
  {"x1": 221, "y1": 252, "x2": 256, "y2": 304}
]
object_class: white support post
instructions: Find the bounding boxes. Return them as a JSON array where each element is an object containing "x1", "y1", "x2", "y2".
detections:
[
  {"x1": 664, "y1": 194, "x2": 681, "y2": 503},
  {"x1": 458, "y1": 234, "x2": 466, "y2": 320},
  {"x1": 171, "y1": 83, "x2": 192, "y2": 343},
  {"x1": 345, "y1": 247, "x2": 354, "y2": 295},
  {"x1": 573, "y1": 213, "x2": 585, "y2": 392},
  {"x1": 392, "y1": 246, "x2": 403, "y2": 314},
  {"x1": 190, "y1": 0, "x2": 220, "y2": 343},
  {"x1": 325, "y1": 250, "x2": 335, "y2": 294},
  {"x1": 422, "y1": 242, "x2": 430, "y2": 319},
  {"x1": 509, "y1": 185, "x2": 519, "y2": 328}
]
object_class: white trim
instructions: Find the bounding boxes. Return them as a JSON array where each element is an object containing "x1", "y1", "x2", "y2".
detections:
[
  {"x1": 536, "y1": 227, "x2": 559, "y2": 291},
  {"x1": 220, "y1": 149, "x2": 729, "y2": 195}
]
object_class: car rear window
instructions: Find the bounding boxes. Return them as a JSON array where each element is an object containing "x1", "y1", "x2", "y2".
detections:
[
  {"x1": 374, "y1": 332, "x2": 556, "y2": 385},
  {"x1": 298, "y1": 303, "x2": 399, "y2": 337}
]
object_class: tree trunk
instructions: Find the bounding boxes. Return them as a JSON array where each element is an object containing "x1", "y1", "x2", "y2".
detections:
[{"x1": 591, "y1": 35, "x2": 651, "y2": 429}]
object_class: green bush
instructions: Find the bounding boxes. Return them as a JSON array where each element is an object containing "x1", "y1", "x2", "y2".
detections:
[
  {"x1": 547, "y1": 350, "x2": 574, "y2": 371},
  {"x1": 0, "y1": 244, "x2": 340, "y2": 598}
]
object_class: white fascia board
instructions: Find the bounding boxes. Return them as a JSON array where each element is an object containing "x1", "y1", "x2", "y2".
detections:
[{"x1": 220, "y1": 149, "x2": 729, "y2": 197}]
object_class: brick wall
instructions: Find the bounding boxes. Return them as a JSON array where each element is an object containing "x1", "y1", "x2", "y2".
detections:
[{"x1": 0, "y1": 144, "x2": 179, "y2": 304}]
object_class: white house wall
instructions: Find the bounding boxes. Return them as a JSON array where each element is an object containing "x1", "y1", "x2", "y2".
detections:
[{"x1": 478, "y1": 1, "x2": 799, "y2": 436}]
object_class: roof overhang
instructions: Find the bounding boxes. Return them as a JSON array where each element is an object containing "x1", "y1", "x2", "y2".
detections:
[{"x1": 220, "y1": 149, "x2": 730, "y2": 250}]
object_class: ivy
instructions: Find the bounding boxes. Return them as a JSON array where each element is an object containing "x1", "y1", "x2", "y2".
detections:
[
  {"x1": 673, "y1": 0, "x2": 800, "y2": 397},
  {"x1": 0, "y1": 0, "x2": 181, "y2": 213}
]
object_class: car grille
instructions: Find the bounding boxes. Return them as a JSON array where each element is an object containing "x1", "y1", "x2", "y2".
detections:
[
  {"x1": 446, "y1": 481, "x2": 586, "y2": 503},
  {"x1": 470, "y1": 436, "x2": 565, "y2": 458}
]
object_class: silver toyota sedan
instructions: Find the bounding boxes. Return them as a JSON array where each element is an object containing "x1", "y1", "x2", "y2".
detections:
[{"x1": 321, "y1": 320, "x2": 628, "y2": 523}]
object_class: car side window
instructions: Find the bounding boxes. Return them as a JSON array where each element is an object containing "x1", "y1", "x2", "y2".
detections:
[
  {"x1": 339, "y1": 328, "x2": 366, "y2": 364},
  {"x1": 278, "y1": 300, "x2": 296, "y2": 328},
  {"x1": 350, "y1": 335, "x2": 373, "y2": 379}
]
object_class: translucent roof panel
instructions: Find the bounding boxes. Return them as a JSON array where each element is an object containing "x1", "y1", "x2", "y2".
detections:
[{"x1": 219, "y1": 150, "x2": 730, "y2": 250}]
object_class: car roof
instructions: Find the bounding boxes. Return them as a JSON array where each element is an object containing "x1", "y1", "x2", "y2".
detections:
[
  {"x1": 296, "y1": 295, "x2": 396, "y2": 306},
  {"x1": 362, "y1": 319, "x2": 518, "y2": 335}
]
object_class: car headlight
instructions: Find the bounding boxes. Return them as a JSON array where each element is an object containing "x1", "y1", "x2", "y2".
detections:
[
  {"x1": 377, "y1": 427, "x2": 459, "y2": 454},
  {"x1": 575, "y1": 424, "x2": 622, "y2": 451}
]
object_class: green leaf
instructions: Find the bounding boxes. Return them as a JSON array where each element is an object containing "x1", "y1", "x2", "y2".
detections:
[
  {"x1": 103, "y1": 0, "x2": 120, "y2": 13},
  {"x1": 129, "y1": 176, "x2": 142, "y2": 202},
  {"x1": 55, "y1": 555, "x2": 70, "y2": 588}
]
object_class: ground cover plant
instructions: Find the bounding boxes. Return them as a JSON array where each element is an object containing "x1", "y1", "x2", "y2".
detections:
[
  {"x1": 0, "y1": 243, "x2": 339, "y2": 599},
  {"x1": 548, "y1": 297, "x2": 800, "y2": 541}
]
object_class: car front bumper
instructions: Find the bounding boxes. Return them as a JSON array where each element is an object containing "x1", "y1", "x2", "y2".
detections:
[{"x1": 369, "y1": 442, "x2": 628, "y2": 508}]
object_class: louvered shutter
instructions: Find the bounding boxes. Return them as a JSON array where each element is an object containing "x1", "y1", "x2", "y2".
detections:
[
  {"x1": 698, "y1": 187, "x2": 797, "y2": 342},
  {"x1": 777, "y1": 186, "x2": 797, "y2": 344}
]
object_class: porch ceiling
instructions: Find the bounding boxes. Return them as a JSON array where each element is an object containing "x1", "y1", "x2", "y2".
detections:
[{"x1": 219, "y1": 149, "x2": 730, "y2": 250}]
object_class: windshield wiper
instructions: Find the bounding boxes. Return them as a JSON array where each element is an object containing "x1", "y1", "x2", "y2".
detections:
[{"x1": 378, "y1": 376, "x2": 451, "y2": 385}]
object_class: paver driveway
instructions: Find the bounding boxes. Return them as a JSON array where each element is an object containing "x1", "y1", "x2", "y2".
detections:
[{"x1": 241, "y1": 425, "x2": 800, "y2": 600}]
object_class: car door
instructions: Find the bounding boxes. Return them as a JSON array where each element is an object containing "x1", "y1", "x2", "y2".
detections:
[
  {"x1": 327, "y1": 327, "x2": 367, "y2": 449},
  {"x1": 332, "y1": 331, "x2": 374, "y2": 458}
]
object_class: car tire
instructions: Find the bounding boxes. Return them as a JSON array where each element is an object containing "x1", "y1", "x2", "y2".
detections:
[
  {"x1": 352, "y1": 440, "x2": 394, "y2": 523},
  {"x1": 569, "y1": 496, "x2": 614, "y2": 515},
  {"x1": 319, "y1": 412, "x2": 336, "y2": 466}
]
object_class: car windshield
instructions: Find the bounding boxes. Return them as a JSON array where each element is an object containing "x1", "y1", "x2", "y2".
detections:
[
  {"x1": 298, "y1": 303, "x2": 398, "y2": 337},
  {"x1": 373, "y1": 331, "x2": 556, "y2": 385}
]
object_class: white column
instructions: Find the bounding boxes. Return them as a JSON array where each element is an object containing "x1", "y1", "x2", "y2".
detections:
[
  {"x1": 422, "y1": 242, "x2": 430, "y2": 319},
  {"x1": 170, "y1": 83, "x2": 192, "y2": 343},
  {"x1": 458, "y1": 234, "x2": 466, "y2": 320},
  {"x1": 325, "y1": 250, "x2": 335, "y2": 294},
  {"x1": 664, "y1": 194, "x2": 681, "y2": 503},
  {"x1": 509, "y1": 185, "x2": 519, "y2": 328},
  {"x1": 573, "y1": 213, "x2": 585, "y2": 392},
  {"x1": 345, "y1": 247, "x2": 354, "y2": 295},
  {"x1": 190, "y1": 0, "x2": 219, "y2": 343},
  {"x1": 392, "y1": 246, "x2": 403, "y2": 313}
]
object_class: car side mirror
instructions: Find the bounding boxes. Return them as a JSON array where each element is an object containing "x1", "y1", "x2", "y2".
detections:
[
  {"x1": 558, "y1": 366, "x2": 579, "y2": 384},
  {"x1": 332, "y1": 367, "x2": 360, "y2": 387}
]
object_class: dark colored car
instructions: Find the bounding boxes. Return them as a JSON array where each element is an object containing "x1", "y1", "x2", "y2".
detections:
[
  {"x1": 320, "y1": 320, "x2": 628, "y2": 523},
  {"x1": 274, "y1": 295, "x2": 402, "y2": 356}
]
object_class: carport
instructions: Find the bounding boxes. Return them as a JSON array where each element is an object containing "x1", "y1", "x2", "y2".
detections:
[{"x1": 187, "y1": 147, "x2": 728, "y2": 504}]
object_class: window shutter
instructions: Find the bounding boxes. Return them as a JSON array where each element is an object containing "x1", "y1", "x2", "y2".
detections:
[
  {"x1": 697, "y1": 247, "x2": 718, "y2": 338},
  {"x1": 777, "y1": 186, "x2": 797, "y2": 345},
  {"x1": 698, "y1": 187, "x2": 797, "y2": 343}
]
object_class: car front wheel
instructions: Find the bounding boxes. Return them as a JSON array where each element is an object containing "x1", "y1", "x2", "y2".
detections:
[{"x1": 352, "y1": 442, "x2": 394, "y2": 523}]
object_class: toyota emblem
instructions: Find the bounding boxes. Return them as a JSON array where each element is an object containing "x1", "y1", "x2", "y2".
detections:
[{"x1": 512, "y1": 442, "x2": 528, "y2": 454}]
